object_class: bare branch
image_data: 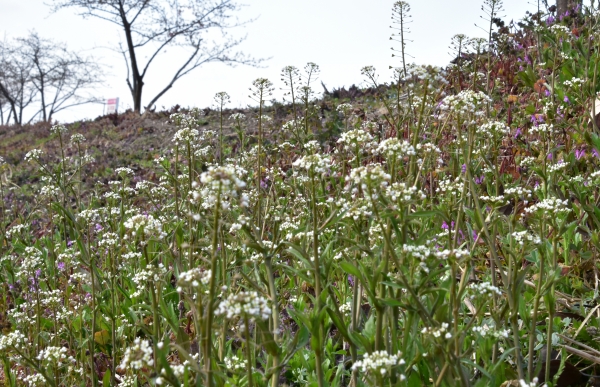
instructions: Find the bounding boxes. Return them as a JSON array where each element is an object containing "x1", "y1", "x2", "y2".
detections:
[{"x1": 47, "y1": 0, "x2": 265, "y2": 113}]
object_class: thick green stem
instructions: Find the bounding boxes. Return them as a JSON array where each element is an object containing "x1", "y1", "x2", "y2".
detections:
[{"x1": 204, "y1": 185, "x2": 221, "y2": 387}]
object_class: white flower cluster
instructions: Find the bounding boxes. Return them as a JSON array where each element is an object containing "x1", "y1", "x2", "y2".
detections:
[
  {"x1": 472, "y1": 324, "x2": 510, "y2": 339},
  {"x1": 375, "y1": 138, "x2": 415, "y2": 159},
  {"x1": 0, "y1": 330, "x2": 27, "y2": 351},
  {"x1": 339, "y1": 301, "x2": 352, "y2": 317},
  {"x1": 5, "y1": 224, "x2": 27, "y2": 239},
  {"x1": 292, "y1": 154, "x2": 331, "y2": 175},
  {"x1": 511, "y1": 231, "x2": 542, "y2": 246},
  {"x1": 119, "y1": 337, "x2": 154, "y2": 371},
  {"x1": 20, "y1": 246, "x2": 43, "y2": 274},
  {"x1": 529, "y1": 123, "x2": 553, "y2": 134},
  {"x1": 40, "y1": 289, "x2": 63, "y2": 308},
  {"x1": 438, "y1": 90, "x2": 491, "y2": 117},
  {"x1": 336, "y1": 103, "x2": 353, "y2": 114},
  {"x1": 98, "y1": 232, "x2": 119, "y2": 248},
  {"x1": 115, "y1": 167, "x2": 134, "y2": 178},
  {"x1": 468, "y1": 282, "x2": 502, "y2": 298},
  {"x1": 351, "y1": 350, "x2": 406, "y2": 377},
  {"x1": 177, "y1": 268, "x2": 211, "y2": 291},
  {"x1": 385, "y1": 182, "x2": 426, "y2": 204},
  {"x1": 70, "y1": 133, "x2": 86, "y2": 144},
  {"x1": 346, "y1": 164, "x2": 391, "y2": 196},
  {"x1": 50, "y1": 124, "x2": 68, "y2": 134},
  {"x1": 131, "y1": 264, "x2": 166, "y2": 297},
  {"x1": 401, "y1": 244, "x2": 433, "y2": 260},
  {"x1": 563, "y1": 77, "x2": 583, "y2": 88},
  {"x1": 336, "y1": 197, "x2": 373, "y2": 220},
  {"x1": 550, "y1": 24, "x2": 571, "y2": 36},
  {"x1": 434, "y1": 248, "x2": 470, "y2": 260},
  {"x1": 436, "y1": 176, "x2": 464, "y2": 197},
  {"x1": 229, "y1": 112, "x2": 246, "y2": 121},
  {"x1": 479, "y1": 195, "x2": 509, "y2": 205},
  {"x1": 548, "y1": 160, "x2": 567, "y2": 173},
  {"x1": 199, "y1": 166, "x2": 247, "y2": 192},
  {"x1": 303, "y1": 140, "x2": 321, "y2": 154},
  {"x1": 124, "y1": 213, "x2": 166, "y2": 240},
  {"x1": 19, "y1": 372, "x2": 45, "y2": 386},
  {"x1": 422, "y1": 322, "x2": 452, "y2": 339},
  {"x1": 224, "y1": 355, "x2": 248, "y2": 371},
  {"x1": 416, "y1": 143, "x2": 443, "y2": 166},
  {"x1": 519, "y1": 156, "x2": 536, "y2": 167},
  {"x1": 37, "y1": 346, "x2": 74, "y2": 366},
  {"x1": 476, "y1": 121, "x2": 510, "y2": 139},
  {"x1": 216, "y1": 291, "x2": 271, "y2": 322},
  {"x1": 24, "y1": 149, "x2": 43, "y2": 162},
  {"x1": 39, "y1": 184, "x2": 60, "y2": 198},
  {"x1": 191, "y1": 165, "x2": 248, "y2": 210},
  {"x1": 402, "y1": 63, "x2": 448, "y2": 84},
  {"x1": 282, "y1": 119, "x2": 301, "y2": 132},
  {"x1": 337, "y1": 128, "x2": 374, "y2": 151},
  {"x1": 504, "y1": 186, "x2": 532, "y2": 200},
  {"x1": 78, "y1": 209, "x2": 101, "y2": 227},
  {"x1": 519, "y1": 377, "x2": 545, "y2": 387},
  {"x1": 173, "y1": 127, "x2": 199, "y2": 146},
  {"x1": 524, "y1": 197, "x2": 571, "y2": 215}
]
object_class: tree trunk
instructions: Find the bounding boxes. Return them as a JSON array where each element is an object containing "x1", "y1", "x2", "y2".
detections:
[
  {"x1": 557, "y1": 0, "x2": 568, "y2": 16},
  {"x1": 132, "y1": 76, "x2": 143, "y2": 114},
  {"x1": 119, "y1": 3, "x2": 144, "y2": 114}
]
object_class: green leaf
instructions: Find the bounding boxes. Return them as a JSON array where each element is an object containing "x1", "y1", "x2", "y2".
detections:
[
  {"x1": 407, "y1": 210, "x2": 442, "y2": 219},
  {"x1": 102, "y1": 370, "x2": 111, "y2": 387},
  {"x1": 326, "y1": 307, "x2": 352, "y2": 344},
  {"x1": 379, "y1": 298, "x2": 404, "y2": 307},
  {"x1": 339, "y1": 262, "x2": 361, "y2": 279}
]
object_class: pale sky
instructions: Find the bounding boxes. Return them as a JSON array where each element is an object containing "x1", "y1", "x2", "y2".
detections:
[{"x1": 1, "y1": 0, "x2": 540, "y2": 123}]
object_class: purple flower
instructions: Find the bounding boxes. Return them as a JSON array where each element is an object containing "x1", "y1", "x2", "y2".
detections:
[
  {"x1": 441, "y1": 221, "x2": 449, "y2": 230},
  {"x1": 461, "y1": 164, "x2": 467, "y2": 174},
  {"x1": 593, "y1": 148, "x2": 600, "y2": 158},
  {"x1": 57, "y1": 262, "x2": 66, "y2": 271},
  {"x1": 95, "y1": 223, "x2": 103, "y2": 231},
  {"x1": 67, "y1": 240, "x2": 74, "y2": 247},
  {"x1": 544, "y1": 89, "x2": 551, "y2": 97},
  {"x1": 348, "y1": 275, "x2": 354, "y2": 287},
  {"x1": 530, "y1": 114, "x2": 538, "y2": 125},
  {"x1": 472, "y1": 230, "x2": 479, "y2": 241},
  {"x1": 546, "y1": 15, "x2": 555, "y2": 25},
  {"x1": 564, "y1": 95, "x2": 570, "y2": 103},
  {"x1": 575, "y1": 148, "x2": 585, "y2": 160},
  {"x1": 547, "y1": 153, "x2": 553, "y2": 160},
  {"x1": 260, "y1": 179, "x2": 268, "y2": 189},
  {"x1": 514, "y1": 128, "x2": 522, "y2": 139},
  {"x1": 475, "y1": 175, "x2": 484, "y2": 185}
]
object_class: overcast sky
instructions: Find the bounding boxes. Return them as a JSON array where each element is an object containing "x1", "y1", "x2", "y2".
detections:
[{"x1": 1, "y1": 0, "x2": 540, "y2": 123}]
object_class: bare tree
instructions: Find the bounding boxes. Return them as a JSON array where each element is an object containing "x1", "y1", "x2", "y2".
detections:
[
  {"x1": 17, "y1": 32, "x2": 103, "y2": 122},
  {"x1": 0, "y1": 33, "x2": 103, "y2": 125},
  {"x1": 0, "y1": 41, "x2": 37, "y2": 125},
  {"x1": 0, "y1": 87, "x2": 8, "y2": 125},
  {"x1": 49, "y1": 0, "x2": 262, "y2": 114}
]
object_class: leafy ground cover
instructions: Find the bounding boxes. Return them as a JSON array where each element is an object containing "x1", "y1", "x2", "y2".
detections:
[{"x1": 3, "y1": 1, "x2": 600, "y2": 386}]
